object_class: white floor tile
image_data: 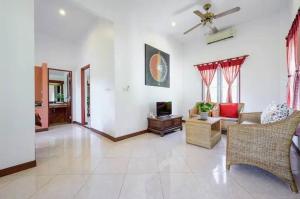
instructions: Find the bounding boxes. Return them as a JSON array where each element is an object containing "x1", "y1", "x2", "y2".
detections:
[
  {"x1": 194, "y1": 171, "x2": 253, "y2": 199},
  {"x1": 31, "y1": 175, "x2": 88, "y2": 199},
  {"x1": 75, "y1": 174, "x2": 124, "y2": 199},
  {"x1": 119, "y1": 174, "x2": 163, "y2": 199},
  {"x1": 160, "y1": 173, "x2": 206, "y2": 199},
  {"x1": 0, "y1": 175, "x2": 52, "y2": 199},
  {"x1": 93, "y1": 158, "x2": 129, "y2": 174},
  {"x1": 157, "y1": 156, "x2": 191, "y2": 173},
  {"x1": 1, "y1": 124, "x2": 299, "y2": 199},
  {"x1": 127, "y1": 158, "x2": 159, "y2": 173},
  {"x1": 229, "y1": 165, "x2": 298, "y2": 199}
]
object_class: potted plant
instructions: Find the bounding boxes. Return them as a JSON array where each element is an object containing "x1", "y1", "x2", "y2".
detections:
[
  {"x1": 55, "y1": 93, "x2": 65, "y2": 103},
  {"x1": 197, "y1": 102, "x2": 214, "y2": 120}
]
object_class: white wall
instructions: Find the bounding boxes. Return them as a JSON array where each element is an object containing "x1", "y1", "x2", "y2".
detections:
[
  {"x1": 0, "y1": 0, "x2": 35, "y2": 169},
  {"x1": 183, "y1": 13, "x2": 285, "y2": 117},
  {"x1": 35, "y1": 32, "x2": 80, "y2": 120},
  {"x1": 72, "y1": 0, "x2": 185, "y2": 137},
  {"x1": 289, "y1": 0, "x2": 300, "y2": 19},
  {"x1": 114, "y1": 21, "x2": 184, "y2": 136},
  {"x1": 35, "y1": 32, "x2": 81, "y2": 70},
  {"x1": 74, "y1": 19, "x2": 116, "y2": 135},
  {"x1": 35, "y1": 11, "x2": 116, "y2": 136},
  {"x1": 73, "y1": 18, "x2": 184, "y2": 137}
]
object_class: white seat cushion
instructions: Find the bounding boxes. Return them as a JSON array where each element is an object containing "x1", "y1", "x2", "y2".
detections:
[
  {"x1": 241, "y1": 121, "x2": 258, "y2": 125},
  {"x1": 220, "y1": 117, "x2": 238, "y2": 122}
]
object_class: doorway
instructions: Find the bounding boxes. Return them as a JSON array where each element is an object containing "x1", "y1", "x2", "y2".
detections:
[
  {"x1": 81, "y1": 65, "x2": 91, "y2": 127},
  {"x1": 48, "y1": 68, "x2": 73, "y2": 126}
]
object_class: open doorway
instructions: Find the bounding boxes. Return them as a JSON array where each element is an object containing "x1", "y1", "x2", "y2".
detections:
[
  {"x1": 48, "y1": 68, "x2": 73, "y2": 126},
  {"x1": 81, "y1": 65, "x2": 91, "y2": 127}
]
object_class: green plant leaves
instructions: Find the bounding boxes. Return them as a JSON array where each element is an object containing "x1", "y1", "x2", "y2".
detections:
[
  {"x1": 55, "y1": 93, "x2": 64, "y2": 102},
  {"x1": 196, "y1": 102, "x2": 214, "y2": 113}
]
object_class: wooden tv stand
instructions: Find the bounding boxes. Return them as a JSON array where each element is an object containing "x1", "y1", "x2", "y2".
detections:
[{"x1": 147, "y1": 115, "x2": 183, "y2": 136}]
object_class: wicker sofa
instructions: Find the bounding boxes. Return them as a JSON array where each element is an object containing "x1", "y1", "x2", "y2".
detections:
[
  {"x1": 189, "y1": 102, "x2": 245, "y2": 131},
  {"x1": 226, "y1": 111, "x2": 300, "y2": 193}
]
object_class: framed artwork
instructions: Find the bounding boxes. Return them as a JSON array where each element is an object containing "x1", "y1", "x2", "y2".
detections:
[{"x1": 145, "y1": 44, "x2": 170, "y2": 88}]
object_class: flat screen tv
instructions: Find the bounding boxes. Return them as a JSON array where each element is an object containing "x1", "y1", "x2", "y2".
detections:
[{"x1": 157, "y1": 102, "x2": 172, "y2": 117}]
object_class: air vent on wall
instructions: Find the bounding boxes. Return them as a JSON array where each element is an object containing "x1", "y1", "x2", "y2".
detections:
[{"x1": 206, "y1": 27, "x2": 236, "y2": 45}]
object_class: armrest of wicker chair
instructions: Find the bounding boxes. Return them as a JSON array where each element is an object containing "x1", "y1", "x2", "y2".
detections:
[
  {"x1": 211, "y1": 104, "x2": 220, "y2": 117},
  {"x1": 189, "y1": 106, "x2": 198, "y2": 118},
  {"x1": 238, "y1": 112, "x2": 262, "y2": 124},
  {"x1": 226, "y1": 111, "x2": 300, "y2": 193}
]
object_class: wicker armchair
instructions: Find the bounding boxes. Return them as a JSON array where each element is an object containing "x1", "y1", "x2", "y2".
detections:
[
  {"x1": 238, "y1": 112, "x2": 261, "y2": 124},
  {"x1": 226, "y1": 111, "x2": 300, "y2": 193}
]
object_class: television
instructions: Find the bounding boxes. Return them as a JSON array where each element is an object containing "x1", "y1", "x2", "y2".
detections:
[{"x1": 156, "y1": 102, "x2": 172, "y2": 117}]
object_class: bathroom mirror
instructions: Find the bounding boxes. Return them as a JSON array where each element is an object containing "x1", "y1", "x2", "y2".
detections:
[{"x1": 48, "y1": 69, "x2": 70, "y2": 104}]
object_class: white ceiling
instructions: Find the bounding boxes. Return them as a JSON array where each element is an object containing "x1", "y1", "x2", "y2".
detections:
[
  {"x1": 35, "y1": 0, "x2": 99, "y2": 42},
  {"x1": 73, "y1": 0, "x2": 287, "y2": 41},
  {"x1": 35, "y1": 0, "x2": 287, "y2": 43},
  {"x1": 170, "y1": 0, "x2": 287, "y2": 41}
]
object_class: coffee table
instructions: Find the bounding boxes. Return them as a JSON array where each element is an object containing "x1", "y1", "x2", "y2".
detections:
[{"x1": 185, "y1": 117, "x2": 221, "y2": 149}]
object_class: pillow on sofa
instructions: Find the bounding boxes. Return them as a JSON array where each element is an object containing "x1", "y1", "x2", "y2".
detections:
[
  {"x1": 261, "y1": 103, "x2": 291, "y2": 124},
  {"x1": 220, "y1": 103, "x2": 239, "y2": 118}
]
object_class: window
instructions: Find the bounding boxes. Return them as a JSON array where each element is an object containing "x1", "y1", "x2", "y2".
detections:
[
  {"x1": 202, "y1": 67, "x2": 240, "y2": 103},
  {"x1": 203, "y1": 71, "x2": 218, "y2": 102},
  {"x1": 288, "y1": 42, "x2": 296, "y2": 108}
]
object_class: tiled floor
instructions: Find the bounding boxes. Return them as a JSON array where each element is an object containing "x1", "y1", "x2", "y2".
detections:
[{"x1": 0, "y1": 124, "x2": 299, "y2": 199}]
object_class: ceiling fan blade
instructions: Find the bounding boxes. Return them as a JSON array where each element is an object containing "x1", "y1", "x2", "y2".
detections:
[
  {"x1": 214, "y1": 7, "x2": 240, "y2": 19},
  {"x1": 184, "y1": 22, "x2": 203, "y2": 35},
  {"x1": 193, "y1": 10, "x2": 205, "y2": 19},
  {"x1": 207, "y1": 23, "x2": 218, "y2": 33}
]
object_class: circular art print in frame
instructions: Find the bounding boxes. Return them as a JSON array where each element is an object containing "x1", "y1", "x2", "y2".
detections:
[{"x1": 145, "y1": 44, "x2": 170, "y2": 88}]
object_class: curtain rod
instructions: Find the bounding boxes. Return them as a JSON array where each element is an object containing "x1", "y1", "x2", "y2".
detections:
[{"x1": 193, "y1": 55, "x2": 249, "y2": 67}]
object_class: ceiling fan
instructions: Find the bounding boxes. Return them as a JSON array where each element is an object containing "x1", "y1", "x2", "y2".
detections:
[{"x1": 184, "y1": 3, "x2": 240, "y2": 35}]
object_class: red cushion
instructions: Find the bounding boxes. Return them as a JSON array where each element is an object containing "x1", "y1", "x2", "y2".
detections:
[{"x1": 220, "y1": 103, "x2": 239, "y2": 118}]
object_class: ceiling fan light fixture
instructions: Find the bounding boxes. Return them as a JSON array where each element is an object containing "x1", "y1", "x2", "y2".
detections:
[
  {"x1": 171, "y1": 21, "x2": 176, "y2": 27},
  {"x1": 203, "y1": 3, "x2": 212, "y2": 11}
]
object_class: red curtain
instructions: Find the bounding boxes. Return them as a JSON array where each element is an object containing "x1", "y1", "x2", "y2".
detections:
[
  {"x1": 220, "y1": 56, "x2": 247, "y2": 103},
  {"x1": 195, "y1": 55, "x2": 248, "y2": 103},
  {"x1": 196, "y1": 63, "x2": 218, "y2": 102},
  {"x1": 287, "y1": 10, "x2": 300, "y2": 109}
]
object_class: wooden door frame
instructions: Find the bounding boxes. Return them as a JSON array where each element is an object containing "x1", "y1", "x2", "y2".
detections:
[
  {"x1": 48, "y1": 68, "x2": 73, "y2": 125},
  {"x1": 81, "y1": 64, "x2": 90, "y2": 125}
]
